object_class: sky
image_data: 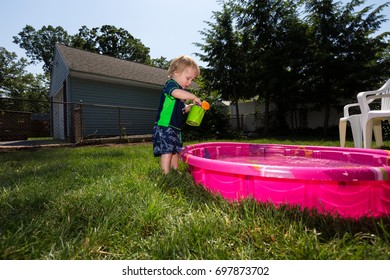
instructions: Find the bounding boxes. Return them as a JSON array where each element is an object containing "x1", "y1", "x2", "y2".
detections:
[{"x1": 1, "y1": 0, "x2": 389, "y2": 75}]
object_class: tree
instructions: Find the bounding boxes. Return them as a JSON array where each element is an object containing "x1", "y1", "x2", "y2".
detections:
[
  {"x1": 71, "y1": 25, "x2": 151, "y2": 64},
  {"x1": 241, "y1": 0, "x2": 308, "y2": 132},
  {"x1": 196, "y1": 0, "x2": 389, "y2": 135},
  {"x1": 196, "y1": 0, "x2": 307, "y2": 133},
  {"x1": 150, "y1": 56, "x2": 170, "y2": 69},
  {"x1": 303, "y1": 0, "x2": 390, "y2": 134},
  {"x1": 0, "y1": 47, "x2": 29, "y2": 98},
  {"x1": 13, "y1": 24, "x2": 152, "y2": 76},
  {"x1": 13, "y1": 25, "x2": 71, "y2": 75},
  {"x1": 195, "y1": 1, "x2": 246, "y2": 130},
  {"x1": 0, "y1": 47, "x2": 49, "y2": 112}
]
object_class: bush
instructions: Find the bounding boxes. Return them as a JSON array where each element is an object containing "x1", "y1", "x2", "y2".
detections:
[{"x1": 182, "y1": 95, "x2": 231, "y2": 141}]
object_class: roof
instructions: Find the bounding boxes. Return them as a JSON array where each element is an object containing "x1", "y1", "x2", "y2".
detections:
[{"x1": 55, "y1": 44, "x2": 168, "y2": 86}]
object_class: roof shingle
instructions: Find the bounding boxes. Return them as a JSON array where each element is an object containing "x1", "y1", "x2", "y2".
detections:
[{"x1": 56, "y1": 44, "x2": 168, "y2": 86}]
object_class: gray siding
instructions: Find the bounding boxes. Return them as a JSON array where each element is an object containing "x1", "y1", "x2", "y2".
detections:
[
  {"x1": 49, "y1": 48, "x2": 69, "y2": 97},
  {"x1": 69, "y1": 77, "x2": 160, "y2": 107},
  {"x1": 69, "y1": 77, "x2": 161, "y2": 136}
]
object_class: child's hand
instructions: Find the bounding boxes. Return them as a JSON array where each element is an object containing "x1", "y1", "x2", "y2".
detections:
[{"x1": 193, "y1": 97, "x2": 201, "y2": 106}]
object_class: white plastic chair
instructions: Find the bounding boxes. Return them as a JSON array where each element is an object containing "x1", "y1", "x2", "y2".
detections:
[
  {"x1": 339, "y1": 102, "x2": 363, "y2": 148},
  {"x1": 357, "y1": 79, "x2": 390, "y2": 148}
]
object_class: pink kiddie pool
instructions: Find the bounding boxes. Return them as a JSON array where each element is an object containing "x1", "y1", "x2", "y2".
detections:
[{"x1": 179, "y1": 142, "x2": 390, "y2": 218}]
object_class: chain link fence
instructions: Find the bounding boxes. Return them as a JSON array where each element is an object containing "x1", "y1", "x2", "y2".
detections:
[
  {"x1": 1, "y1": 98, "x2": 156, "y2": 143},
  {"x1": 71, "y1": 102, "x2": 156, "y2": 143},
  {"x1": 2, "y1": 97, "x2": 359, "y2": 142}
]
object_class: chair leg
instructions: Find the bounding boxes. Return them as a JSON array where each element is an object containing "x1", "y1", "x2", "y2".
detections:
[
  {"x1": 339, "y1": 116, "x2": 362, "y2": 148},
  {"x1": 363, "y1": 120, "x2": 374, "y2": 148},
  {"x1": 339, "y1": 119, "x2": 347, "y2": 147},
  {"x1": 350, "y1": 117, "x2": 362, "y2": 148},
  {"x1": 373, "y1": 120, "x2": 383, "y2": 147}
]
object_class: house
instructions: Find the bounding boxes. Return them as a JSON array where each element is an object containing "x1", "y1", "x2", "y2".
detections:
[{"x1": 49, "y1": 44, "x2": 169, "y2": 142}]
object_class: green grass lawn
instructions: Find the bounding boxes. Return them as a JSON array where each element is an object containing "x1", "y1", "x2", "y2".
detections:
[{"x1": 0, "y1": 138, "x2": 389, "y2": 259}]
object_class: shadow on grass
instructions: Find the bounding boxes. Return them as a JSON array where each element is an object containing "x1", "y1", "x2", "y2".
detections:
[
  {"x1": 147, "y1": 168, "x2": 222, "y2": 206},
  {"x1": 150, "y1": 167, "x2": 390, "y2": 246}
]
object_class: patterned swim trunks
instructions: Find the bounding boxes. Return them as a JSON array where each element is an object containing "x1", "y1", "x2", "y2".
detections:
[{"x1": 153, "y1": 125, "x2": 182, "y2": 157}]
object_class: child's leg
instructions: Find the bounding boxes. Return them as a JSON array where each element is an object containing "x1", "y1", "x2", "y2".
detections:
[
  {"x1": 160, "y1": 154, "x2": 173, "y2": 174},
  {"x1": 170, "y1": 154, "x2": 179, "y2": 170},
  {"x1": 160, "y1": 153, "x2": 179, "y2": 174}
]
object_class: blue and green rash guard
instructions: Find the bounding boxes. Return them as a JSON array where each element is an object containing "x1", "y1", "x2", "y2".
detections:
[{"x1": 155, "y1": 79, "x2": 186, "y2": 130}]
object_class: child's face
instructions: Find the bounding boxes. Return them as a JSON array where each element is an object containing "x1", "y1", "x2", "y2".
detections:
[{"x1": 173, "y1": 67, "x2": 198, "y2": 89}]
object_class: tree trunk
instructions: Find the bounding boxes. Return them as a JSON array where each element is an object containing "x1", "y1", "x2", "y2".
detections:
[
  {"x1": 235, "y1": 100, "x2": 240, "y2": 131},
  {"x1": 264, "y1": 91, "x2": 270, "y2": 135},
  {"x1": 323, "y1": 102, "x2": 330, "y2": 136},
  {"x1": 233, "y1": 86, "x2": 240, "y2": 130}
]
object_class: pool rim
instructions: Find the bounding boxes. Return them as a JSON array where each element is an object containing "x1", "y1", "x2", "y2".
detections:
[{"x1": 180, "y1": 142, "x2": 390, "y2": 181}]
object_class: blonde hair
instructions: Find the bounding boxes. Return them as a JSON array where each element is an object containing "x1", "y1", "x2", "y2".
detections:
[{"x1": 168, "y1": 55, "x2": 200, "y2": 78}]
